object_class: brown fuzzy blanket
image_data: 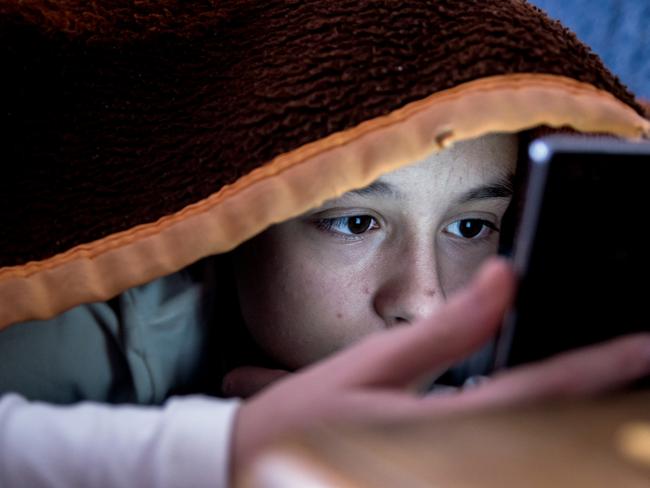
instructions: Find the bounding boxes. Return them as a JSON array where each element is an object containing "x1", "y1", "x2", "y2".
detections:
[{"x1": 0, "y1": 0, "x2": 639, "y2": 267}]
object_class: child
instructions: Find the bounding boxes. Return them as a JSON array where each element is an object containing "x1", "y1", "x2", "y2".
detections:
[
  {"x1": 229, "y1": 133, "x2": 517, "y2": 371},
  {"x1": 1, "y1": 1, "x2": 649, "y2": 486}
]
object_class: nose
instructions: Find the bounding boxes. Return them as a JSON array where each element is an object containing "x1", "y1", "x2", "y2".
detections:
[{"x1": 372, "y1": 242, "x2": 444, "y2": 327}]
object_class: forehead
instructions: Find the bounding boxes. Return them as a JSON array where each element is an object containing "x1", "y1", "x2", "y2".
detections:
[{"x1": 372, "y1": 133, "x2": 518, "y2": 195}]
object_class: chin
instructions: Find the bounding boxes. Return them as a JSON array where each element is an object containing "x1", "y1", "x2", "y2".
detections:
[{"x1": 267, "y1": 344, "x2": 332, "y2": 370}]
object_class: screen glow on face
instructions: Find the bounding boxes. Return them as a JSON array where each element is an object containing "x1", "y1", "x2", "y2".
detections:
[{"x1": 233, "y1": 133, "x2": 518, "y2": 369}]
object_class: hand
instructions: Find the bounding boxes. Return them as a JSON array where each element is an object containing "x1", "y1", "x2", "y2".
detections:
[{"x1": 230, "y1": 258, "x2": 650, "y2": 472}]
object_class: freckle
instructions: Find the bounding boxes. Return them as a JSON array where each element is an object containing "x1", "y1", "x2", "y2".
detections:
[
  {"x1": 336, "y1": 312, "x2": 343, "y2": 319},
  {"x1": 425, "y1": 289, "x2": 436, "y2": 297}
]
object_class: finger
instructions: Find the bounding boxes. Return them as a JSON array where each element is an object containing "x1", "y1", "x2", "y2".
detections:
[
  {"x1": 444, "y1": 333, "x2": 650, "y2": 411},
  {"x1": 309, "y1": 257, "x2": 516, "y2": 388},
  {"x1": 222, "y1": 366, "x2": 290, "y2": 398}
]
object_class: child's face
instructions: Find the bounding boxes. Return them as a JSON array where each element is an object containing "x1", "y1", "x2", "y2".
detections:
[{"x1": 233, "y1": 133, "x2": 518, "y2": 369}]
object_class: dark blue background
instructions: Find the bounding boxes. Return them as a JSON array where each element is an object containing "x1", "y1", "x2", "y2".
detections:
[{"x1": 531, "y1": 0, "x2": 650, "y2": 99}]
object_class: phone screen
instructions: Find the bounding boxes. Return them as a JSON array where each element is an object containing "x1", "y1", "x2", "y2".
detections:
[{"x1": 494, "y1": 136, "x2": 650, "y2": 370}]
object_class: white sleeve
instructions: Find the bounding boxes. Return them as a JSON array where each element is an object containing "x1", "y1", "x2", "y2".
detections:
[{"x1": 0, "y1": 393, "x2": 241, "y2": 488}]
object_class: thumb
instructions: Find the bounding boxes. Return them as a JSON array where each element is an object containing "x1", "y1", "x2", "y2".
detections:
[{"x1": 222, "y1": 366, "x2": 290, "y2": 398}]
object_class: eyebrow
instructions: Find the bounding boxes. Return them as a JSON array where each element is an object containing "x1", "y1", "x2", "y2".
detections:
[
  {"x1": 455, "y1": 174, "x2": 514, "y2": 205},
  {"x1": 344, "y1": 180, "x2": 404, "y2": 200},
  {"x1": 339, "y1": 173, "x2": 514, "y2": 203}
]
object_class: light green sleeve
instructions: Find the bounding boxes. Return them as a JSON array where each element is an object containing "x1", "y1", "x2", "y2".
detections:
[{"x1": 0, "y1": 260, "x2": 218, "y2": 405}]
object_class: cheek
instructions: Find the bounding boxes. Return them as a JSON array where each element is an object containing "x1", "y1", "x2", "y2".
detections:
[
  {"x1": 437, "y1": 238, "x2": 500, "y2": 296},
  {"x1": 235, "y1": 242, "x2": 380, "y2": 369}
]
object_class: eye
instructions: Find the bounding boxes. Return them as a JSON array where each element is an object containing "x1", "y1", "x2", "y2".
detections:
[
  {"x1": 317, "y1": 215, "x2": 379, "y2": 236},
  {"x1": 444, "y1": 219, "x2": 498, "y2": 239}
]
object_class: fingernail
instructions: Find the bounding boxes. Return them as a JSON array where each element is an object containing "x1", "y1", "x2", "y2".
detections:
[{"x1": 462, "y1": 374, "x2": 491, "y2": 389}]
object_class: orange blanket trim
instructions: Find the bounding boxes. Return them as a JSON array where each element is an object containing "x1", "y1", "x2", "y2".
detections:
[{"x1": 1, "y1": 73, "x2": 649, "y2": 329}]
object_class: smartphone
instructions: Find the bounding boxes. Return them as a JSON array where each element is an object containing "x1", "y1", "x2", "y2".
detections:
[{"x1": 493, "y1": 135, "x2": 650, "y2": 372}]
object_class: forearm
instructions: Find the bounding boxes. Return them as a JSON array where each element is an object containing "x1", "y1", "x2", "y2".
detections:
[{"x1": 0, "y1": 394, "x2": 240, "y2": 488}]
